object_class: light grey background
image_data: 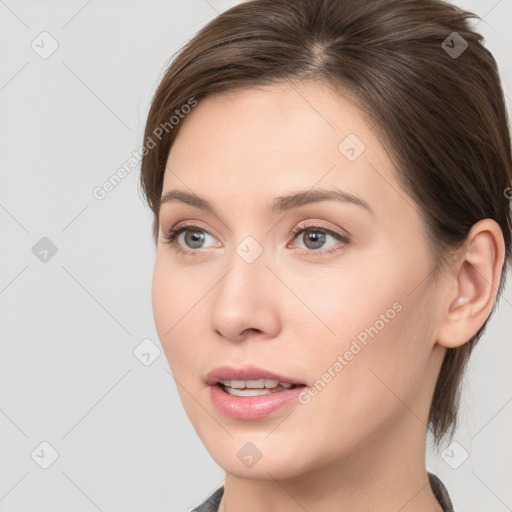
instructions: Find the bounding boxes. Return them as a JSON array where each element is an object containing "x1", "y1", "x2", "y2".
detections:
[{"x1": 0, "y1": 1, "x2": 511, "y2": 511}]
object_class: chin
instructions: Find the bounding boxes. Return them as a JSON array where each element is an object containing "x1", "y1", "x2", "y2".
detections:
[
  {"x1": 214, "y1": 450, "x2": 309, "y2": 481},
  {"x1": 195, "y1": 428, "x2": 318, "y2": 481}
]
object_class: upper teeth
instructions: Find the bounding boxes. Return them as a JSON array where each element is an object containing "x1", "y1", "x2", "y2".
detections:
[{"x1": 219, "y1": 379, "x2": 294, "y2": 389}]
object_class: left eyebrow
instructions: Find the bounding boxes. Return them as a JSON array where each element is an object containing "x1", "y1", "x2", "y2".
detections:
[
  {"x1": 269, "y1": 188, "x2": 374, "y2": 215},
  {"x1": 159, "y1": 187, "x2": 374, "y2": 216}
]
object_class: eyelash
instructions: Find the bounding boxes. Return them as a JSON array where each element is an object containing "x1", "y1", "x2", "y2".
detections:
[{"x1": 161, "y1": 221, "x2": 350, "y2": 258}]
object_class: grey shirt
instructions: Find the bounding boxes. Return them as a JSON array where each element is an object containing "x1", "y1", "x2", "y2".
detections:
[{"x1": 191, "y1": 472, "x2": 454, "y2": 512}]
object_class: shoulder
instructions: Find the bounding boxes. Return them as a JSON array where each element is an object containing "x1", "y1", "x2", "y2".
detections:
[
  {"x1": 428, "y1": 472, "x2": 454, "y2": 512},
  {"x1": 190, "y1": 477, "x2": 453, "y2": 512},
  {"x1": 190, "y1": 486, "x2": 224, "y2": 512}
]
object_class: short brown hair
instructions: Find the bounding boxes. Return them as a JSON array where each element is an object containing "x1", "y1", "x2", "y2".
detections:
[{"x1": 139, "y1": 0, "x2": 512, "y2": 444}]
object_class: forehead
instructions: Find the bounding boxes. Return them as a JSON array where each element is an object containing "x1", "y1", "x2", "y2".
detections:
[
  {"x1": 162, "y1": 81, "x2": 402, "y2": 219},
  {"x1": 167, "y1": 80, "x2": 374, "y2": 165}
]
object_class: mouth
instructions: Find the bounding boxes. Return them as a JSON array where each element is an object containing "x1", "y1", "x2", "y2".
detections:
[
  {"x1": 217, "y1": 379, "x2": 300, "y2": 397},
  {"x1": 207, "y1": 368, "x2": 309, "y2": 420},
  {"x1": 206, "y1": 364, "x2": 307, "y2": 391}
]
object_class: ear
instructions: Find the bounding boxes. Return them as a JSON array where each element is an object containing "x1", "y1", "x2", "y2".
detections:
[{"x1": 436, "y1": 219, "x2": 506, "y2": 349}]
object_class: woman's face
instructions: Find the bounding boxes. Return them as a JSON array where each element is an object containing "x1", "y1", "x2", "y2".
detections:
[{"x1": 152, "y1": 81, "x2": 446, "y2": 479}]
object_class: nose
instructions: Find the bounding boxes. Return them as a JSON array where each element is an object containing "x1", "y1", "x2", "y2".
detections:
[{"x1": 209, "y1": 251, "x2": 281, "y2": 343}]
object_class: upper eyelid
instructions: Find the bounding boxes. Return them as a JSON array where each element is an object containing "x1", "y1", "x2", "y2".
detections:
[
  {"x1": 291, "y1": 221, "x2": 350, "y2": 237},
  {"x1": 167, "y1": 220, "x2": 215, "y2": 235}
]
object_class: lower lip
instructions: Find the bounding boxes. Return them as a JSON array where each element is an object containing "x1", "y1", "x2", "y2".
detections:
[{"x1": 209, "y1": 384, "x2": 306, "y2": 420}]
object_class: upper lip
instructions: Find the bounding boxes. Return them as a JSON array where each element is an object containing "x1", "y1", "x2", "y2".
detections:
[{"x1": 206, "y1": 364, "x2": 305, "y2": 386}]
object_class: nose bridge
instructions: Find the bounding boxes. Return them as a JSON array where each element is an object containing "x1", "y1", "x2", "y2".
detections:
[
  {"x1": 215, "y1": 235, "x2": 268, "y2": 309},
  {"x1": 209, "y1": 235, "x2": 280, "y2": 340}
]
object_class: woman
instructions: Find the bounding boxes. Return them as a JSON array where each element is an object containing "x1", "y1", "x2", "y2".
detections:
[{"x1": 139, "y1": 0, "x2": 511, "y2": 510}]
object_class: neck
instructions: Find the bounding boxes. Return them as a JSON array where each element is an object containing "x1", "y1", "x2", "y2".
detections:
[{"x1": 219, "y1": 417, "x2": 443, "y2": 512}]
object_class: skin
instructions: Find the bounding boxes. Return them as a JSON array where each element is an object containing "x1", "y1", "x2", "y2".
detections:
[{"x1": 152, "y1": 80, "x2": 505, "y2": 512}]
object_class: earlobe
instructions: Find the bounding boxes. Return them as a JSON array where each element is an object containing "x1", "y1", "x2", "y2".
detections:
[{"x1": 436, "y1": 219, "x2": 505, "y2": 349}]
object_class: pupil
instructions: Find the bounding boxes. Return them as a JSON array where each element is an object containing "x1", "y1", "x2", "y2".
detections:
[
  {"x1": 303, "y1": 231, "x2": 325, "y2": 249},
  {"x1": 186, "y1": 230, "x2": 204, "y2": 248}
]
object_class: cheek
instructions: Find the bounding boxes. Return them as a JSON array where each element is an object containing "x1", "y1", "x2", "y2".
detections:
[
  {"x1": 313, "y1": 243, "x2": 434, "y2": 354},
  {"x1": 284, "y1": 260, "x2": 406, "y2": 354},
  {"x1": 151, "y1": 257, "x2": 203, "y2": 374},
  {"x1": 298, "y1": 259, "x2": 435, "y2": 415},
  {"x1": 151, "y1": 258, "x2": 176, "y2": 341}
]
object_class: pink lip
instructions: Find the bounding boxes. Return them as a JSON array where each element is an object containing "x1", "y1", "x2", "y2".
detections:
[
  {"x1": 205, "y1": 364, "x2": 304, "y2": 386},
  {"x1": 206, "y1": 364, "x2": 307, "y2": 420}
]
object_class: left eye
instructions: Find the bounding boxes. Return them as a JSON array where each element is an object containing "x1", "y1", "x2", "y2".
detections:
[{"x1": 290, "y1": 226, "x2": 347, "y2": 252}]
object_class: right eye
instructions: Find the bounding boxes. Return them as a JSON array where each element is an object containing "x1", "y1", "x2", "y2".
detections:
[{"x1": 162, "y1": 223, "x2": 220, "y2": 256}]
